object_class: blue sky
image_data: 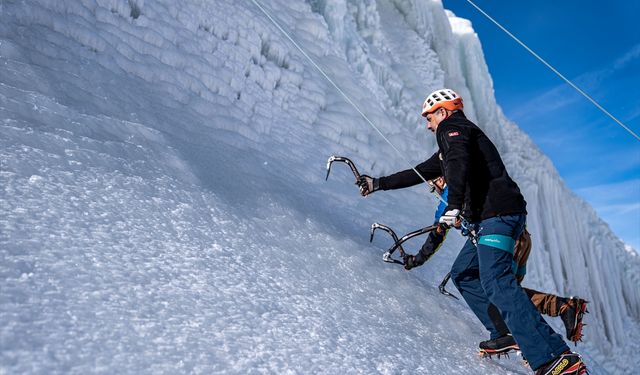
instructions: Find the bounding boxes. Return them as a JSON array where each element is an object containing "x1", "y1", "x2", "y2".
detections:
[{"x1": 443, "y1": 0, "x2": 640, "y2": 251}]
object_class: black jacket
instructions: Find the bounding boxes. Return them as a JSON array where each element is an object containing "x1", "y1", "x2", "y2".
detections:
[{"x1": 378, "y1": 111, "x2": 526, "y2": 221}]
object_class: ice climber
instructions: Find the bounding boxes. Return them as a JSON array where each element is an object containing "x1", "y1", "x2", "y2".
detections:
[
  {"x1": 356, "y1": 89, "x2": 588, "y2": 375},
  {"x1": 400, "y1": 176, "x2": 589, "y2": 358}
]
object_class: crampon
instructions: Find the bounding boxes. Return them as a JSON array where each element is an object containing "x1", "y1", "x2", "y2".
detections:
[
  {"x1": 560, "y1": 298, "x2": 589, "y2": 345},
  {"x1": 478, "y1": 345, "x2": 520, "y2": 359}
]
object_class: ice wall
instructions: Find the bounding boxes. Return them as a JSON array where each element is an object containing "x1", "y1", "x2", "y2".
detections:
[{"x1": 1, "y1": 0, "x2": 638, "y2": 373}]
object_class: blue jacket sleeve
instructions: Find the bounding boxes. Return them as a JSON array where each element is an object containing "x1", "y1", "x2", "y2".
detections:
[{"x1": 433, "y1": 187, "x2": 448, "y2": 222}]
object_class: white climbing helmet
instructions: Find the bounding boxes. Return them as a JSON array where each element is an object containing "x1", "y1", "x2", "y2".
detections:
[{"x1": 421, "y1": 88, "x2": 464, "y2": 117}]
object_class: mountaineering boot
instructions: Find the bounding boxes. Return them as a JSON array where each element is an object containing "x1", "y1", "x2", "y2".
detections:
[
  {"x1": 559, "y1": 297, "x2": 588, "y2": 344},
  {"x1": 478, "y1": 334, "x2": 519, "y2": 357},
  {"x1": 534, "y1": 351, "x2": 588, "y2": 375}
]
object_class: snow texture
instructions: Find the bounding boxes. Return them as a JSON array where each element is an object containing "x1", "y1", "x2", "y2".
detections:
[{"x1": 0, "y1": 0, "x2": 638, "y2": 374}]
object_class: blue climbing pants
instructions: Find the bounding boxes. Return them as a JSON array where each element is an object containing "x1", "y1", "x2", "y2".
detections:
[{"x1": 450, "y1": 214, "x2": 568, "y2": 370}]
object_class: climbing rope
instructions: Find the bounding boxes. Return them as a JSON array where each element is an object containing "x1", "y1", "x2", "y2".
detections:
[
  {"x1": 465, "y1": 0, "x2": 639, "y2": 142},
  {"x1": 248, "y1": 0, "x2": 447, "y2": 206}
]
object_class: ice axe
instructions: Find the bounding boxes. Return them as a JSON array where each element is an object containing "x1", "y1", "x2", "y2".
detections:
[
  {"x1": 369, "y1": 223, "x2": 406, "y2": 265},
  {"x1": 369, "y1": 223, "x2": 439, "y2": 265},
  {"x1": 371, "y1": 223, "x2": 459, "y2": 300},
  {"x1": 438, "y1": 272, "x2": 459, "y2": 300},
  {"x1": 325, "y1": 155, "x2": 362, "y2": 182}
]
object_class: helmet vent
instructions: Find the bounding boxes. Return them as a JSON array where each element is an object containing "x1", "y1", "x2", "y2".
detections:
[
  {"x1": 439, "y1": 90, "x2": 456, "y2": 100},
  {"x1": 421, "y1": 88, "x2": 463, "y2": 116}
]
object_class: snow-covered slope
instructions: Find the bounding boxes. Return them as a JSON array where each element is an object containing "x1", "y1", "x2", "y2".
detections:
[{"x1": 1, "y1": 0, "x2": 637, "y2": 373}]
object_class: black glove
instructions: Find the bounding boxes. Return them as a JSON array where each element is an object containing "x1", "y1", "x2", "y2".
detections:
[
  {"x1": 435, "y1": 223, "x2": 448, "y2": 235},
  {"x1": 403, "y1": 254, "x2": 421, "y2": 270},
  {"x1": 356, "y1": 175, "x2": 379, "y2": 197}
]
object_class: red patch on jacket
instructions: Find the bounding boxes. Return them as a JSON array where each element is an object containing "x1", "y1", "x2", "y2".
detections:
[{"x1": 448, "y1": 131, "x2": 459, "y2": 137}]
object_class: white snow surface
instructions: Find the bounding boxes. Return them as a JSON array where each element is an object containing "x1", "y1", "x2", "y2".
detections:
[{"x1": 1, "y1": 0, "x2": 638, "y2": 374}]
